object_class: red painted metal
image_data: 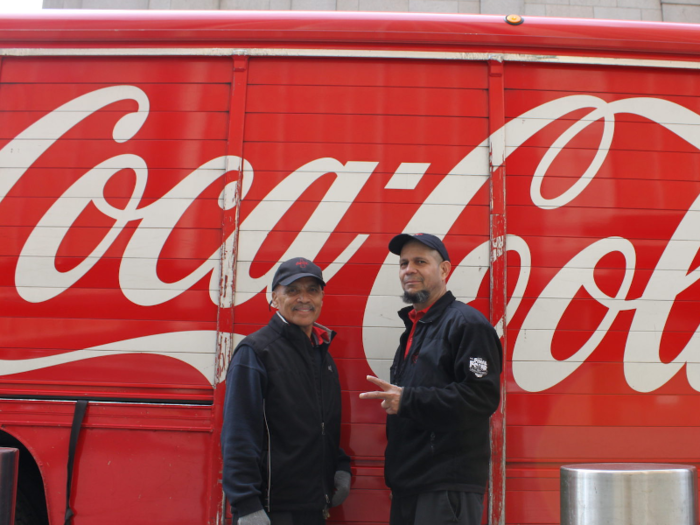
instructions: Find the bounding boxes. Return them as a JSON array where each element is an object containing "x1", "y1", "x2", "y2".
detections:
[
  {"x1": 210, "y1": 54, "x2": 250, "y2": 524},
  {"x1": 488, "y1": 59, "x2": 507, "y2": 525},
  {"x1": 1, "y1": 11, "x2": 700, "y2": 525},
  {"x1": 0, "y1": 11, "x2": 699, "y2": 61}
]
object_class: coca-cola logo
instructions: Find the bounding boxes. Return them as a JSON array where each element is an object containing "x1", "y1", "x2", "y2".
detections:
[{"x1": 2, "y1": 86, "x2": 700, "y2": 394}]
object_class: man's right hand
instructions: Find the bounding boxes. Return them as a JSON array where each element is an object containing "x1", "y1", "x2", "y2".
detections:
[
  {"x1": 238, "y1": 509, "x2": 270, "y2": 525},
  {"x1": 359, "y1": 375, "x2": 403, "y2": 415}
]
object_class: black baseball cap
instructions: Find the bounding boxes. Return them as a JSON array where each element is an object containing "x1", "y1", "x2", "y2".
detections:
[
  {"x1": 271, "y1": 257, "x2": 326, "y2": 290},
  {"x1": 388, "y1": 233, "x2": 451, "y2": 262}
]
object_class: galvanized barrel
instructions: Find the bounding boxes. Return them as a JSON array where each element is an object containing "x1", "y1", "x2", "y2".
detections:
[{"x1": 561, "y1": 463, "x2": 698, "y2": 525}]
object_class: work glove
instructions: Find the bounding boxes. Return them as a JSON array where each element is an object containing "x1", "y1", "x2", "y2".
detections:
[
  {"x1": 331, "y1": 470, "x2": 351, "y2": 507},
  {"x1": 238, "y1": 509, "x2": 270, "y2": 525}
]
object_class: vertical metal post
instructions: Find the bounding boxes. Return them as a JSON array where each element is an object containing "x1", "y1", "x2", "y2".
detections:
[
  {"x1": 488, "y1": 58, "x2": 507, "y2": 525},
  {"x1": 211, "y1": 54, "x2": 250, "y2": 525},
  {"x1": 0, "y1": 447, "x2": 19, "y2": 525}
]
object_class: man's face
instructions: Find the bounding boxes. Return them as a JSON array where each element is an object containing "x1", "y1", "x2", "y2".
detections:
[
  {"x1": 271, "y1": 276, "x2": 324, "y2": 335},
  {"x1": 399, "y1": 241, "x2": 451, "y2": 308}
]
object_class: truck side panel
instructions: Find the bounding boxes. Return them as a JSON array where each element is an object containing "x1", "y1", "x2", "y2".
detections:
[
  {"x1": 236, "y1": 56, "x2": 492, "y2": 524},
  {"x1": 0, "y1": 55, "x2": 233, "y2": 524},
  {"x1": 504, "y1": 62, "x2": 700, "y2": 523}
]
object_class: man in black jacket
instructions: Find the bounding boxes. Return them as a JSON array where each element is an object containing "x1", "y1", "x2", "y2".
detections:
[
  {"x1": 361, "y1": 233, "x2": 502, "y2": 525},
  {"x1": 221, "y1": 257, "x2": 351, "y2": 525}
]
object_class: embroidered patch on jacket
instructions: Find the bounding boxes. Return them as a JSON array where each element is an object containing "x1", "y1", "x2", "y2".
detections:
[{"x1": 469, "y1": 357, "x2": 488, "y2": 378}]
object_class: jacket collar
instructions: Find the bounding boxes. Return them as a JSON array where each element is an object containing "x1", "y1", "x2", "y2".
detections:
[
  {"x1": 398, "y1": 290, "x2": 455, "y2": 325},
  {"x1": 269, "y1": 311, "x2": 336, "y2": 344}
]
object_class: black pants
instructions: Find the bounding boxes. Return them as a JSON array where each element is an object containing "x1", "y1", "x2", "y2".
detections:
[
  {"x1": 390, "y1": 491, "x2": 484, "y2": 525},
  {"x1": 268, "y1": 511, "x2": 325, "y2": 525}
]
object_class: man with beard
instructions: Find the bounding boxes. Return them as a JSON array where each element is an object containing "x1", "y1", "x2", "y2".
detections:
[
  {"x1": 361, "y1": 233, "x2": 502, "y2": 525},
  {"x1": 221, "y1": 257, "x2": 351, "y2": 525}
]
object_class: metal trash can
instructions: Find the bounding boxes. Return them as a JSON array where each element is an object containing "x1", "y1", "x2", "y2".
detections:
[
  {"x1": 561, "y1": 463, "x2": 698, "y2": 525},
  {"x1": 0, "y1": 447, "x2": 19, "y2": 525}
]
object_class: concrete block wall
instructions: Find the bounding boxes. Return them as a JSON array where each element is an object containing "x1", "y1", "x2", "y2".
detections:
[{"x1": 42, "y1": 0, "x2": 700, "y2": 23}]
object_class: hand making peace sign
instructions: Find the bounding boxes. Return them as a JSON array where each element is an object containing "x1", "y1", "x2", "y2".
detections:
[{"x1": 359, "y1": 375, "x2": 404, "y2": 415}]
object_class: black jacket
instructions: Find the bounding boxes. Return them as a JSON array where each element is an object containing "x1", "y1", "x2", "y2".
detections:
[
  {"x1": 385, "y1": 291, "x2": 502, "y2": 496},
  {"x1": 221, "y1": 314, "x2": 350, "y2": 518}
]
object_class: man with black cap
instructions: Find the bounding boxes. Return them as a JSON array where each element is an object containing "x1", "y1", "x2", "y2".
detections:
[
  {"x1": 221, "y1": 257, "x2": 351, "y2": 525},
  {"x1": 361, "y1": 234, "x2": 502, "y2": 525}
]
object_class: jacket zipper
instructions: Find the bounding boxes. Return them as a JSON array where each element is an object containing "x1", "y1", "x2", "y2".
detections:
[
  {"x1": 319, "y1": 353, "x2": 330, "y2": 509},
  {"x1": 397, "y1": 319, "x2": 427, "y2": 383},
  {"x1": 263, "y1": 399, "x2": 272, "y2": 513}
]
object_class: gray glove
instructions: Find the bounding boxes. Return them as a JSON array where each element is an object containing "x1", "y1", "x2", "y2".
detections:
[
  {"x1": 238, "y1": 509, "x2": 270, "y2": 525},
  {"x1": 331, "y1": 470, "x2": 351, "y2": 507}
]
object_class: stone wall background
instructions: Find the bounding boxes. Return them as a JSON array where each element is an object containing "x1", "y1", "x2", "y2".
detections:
[{"x1": 42, "y1": 0, "x2": 700, "y2": 25}]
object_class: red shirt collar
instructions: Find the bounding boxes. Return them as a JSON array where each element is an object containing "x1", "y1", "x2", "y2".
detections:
[
  {"x1": 312, "y1": 325, "x2": 330, "y2": 345},
  {"x1": 408, "y1": 304, "x2": 432, "y2": 323}
]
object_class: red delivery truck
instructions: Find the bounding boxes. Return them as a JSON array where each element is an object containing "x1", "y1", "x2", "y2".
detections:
[{"x1": 1, "y1": 10, "x2": 700, "y2": 525}]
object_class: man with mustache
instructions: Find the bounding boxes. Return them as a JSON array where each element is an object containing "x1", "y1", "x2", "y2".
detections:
[
  {"x1": 221, "y1": 257, "x2": 351, "y2": 525},
  {"x1": 361, "y1": 234, "x2": 502, "y2": 525}
]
